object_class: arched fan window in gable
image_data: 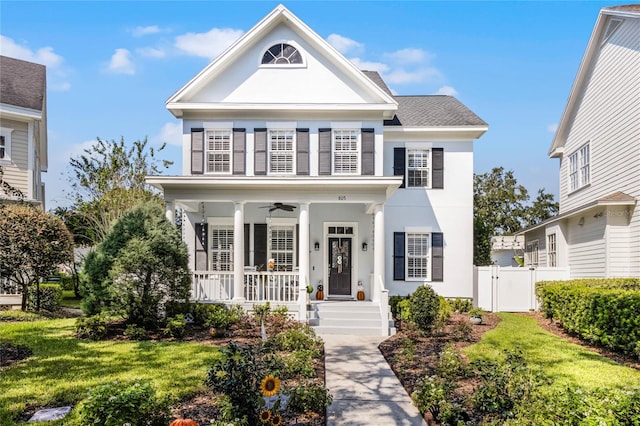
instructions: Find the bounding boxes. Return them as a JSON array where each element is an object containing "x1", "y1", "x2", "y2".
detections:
[{"x1": 261, "y1": 43, "x2": 303, "y2": 65}]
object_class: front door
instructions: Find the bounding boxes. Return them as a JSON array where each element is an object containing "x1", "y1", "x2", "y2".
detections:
[{"x1": 328, "y1": 237, "x2": 351, "y2": 295}]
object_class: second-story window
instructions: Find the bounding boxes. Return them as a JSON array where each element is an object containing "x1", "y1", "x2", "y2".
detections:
[
  {"x1": 407, "y1": 149, "x2": 430, "y2": 187},
  {"x1": 569, "y1": 142, "x2": 590, "y2": 192},
  {"x1": 0, "y1": 136, "x2": 6, "y2": 160},
  {"x1": 333, "y1": 129, "x2": 359, "y2": 175},
  {"x1": 206, "y1": 130, "x2": 232, "y2": 174},
  {"x1": 269, "y1": 129, "x2": 295, "y2": 174}
]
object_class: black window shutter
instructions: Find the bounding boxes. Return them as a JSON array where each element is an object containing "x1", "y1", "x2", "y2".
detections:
[
  {"x1": 191, "y1": 128, "x2": 204, "y2": 175},
  {"x1": 254, "y1": 129, "x2": 267, "y2": 175},
  {"x1": 296, "y1": 129, "x2": 309, "y2": 175},
  {"x1": 361, "y1": 128, "x2": 375, "y2": 175},
  {"x1": 318, "y1": 128, "x2": 332, "y2": 175},
  {"x1": 432, "y1": 148, "x2": 444, "y2": 189},
  {"x1": 394, "y1": 147, "x2": 406, "y2": 188},
  {"x1": 233, "y1": 128, "x2": 246, "y2": 175},
  {"x1": 432, "y1": 232, "x2": 444, "y2": 281},
  {"x1": 194, "y1": 222, "x2": 208, "y2": 270},
  {"x1": 244, "y1": 223, "x2": 250, "y2": 266},
  {"x1": 254, "y1": 224, "x2": 267, "y2": 269},
  {"x1": 393, "y1": 232, "x2": 405, "y2": 280}
]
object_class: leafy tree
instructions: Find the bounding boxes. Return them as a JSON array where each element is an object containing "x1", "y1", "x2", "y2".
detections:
[
  {"x1": 66, "y1": 137, "x2": 172, "y2": 244},
  {"x1": 0, "y1": 165, "x2": 25, "y2": 200},
  {"x1": 474, "y1": 167, "x2": 558, "y2": 266},
  {"x1": 0, "y1": 204, "x2": 73, "y2": 310},
  {"x1": 81, "y1": 202, "x2": 190, "y2": 328}
]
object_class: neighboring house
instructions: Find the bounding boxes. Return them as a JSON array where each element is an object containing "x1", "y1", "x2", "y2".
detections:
[
  {"x1": 490, "y1": 235, "x2": 524, "y2": 267},
  {"x1": 147, "y1": 4, "x2": 487, "y2": 334},
  {"x1": 522, "y1": 5, "x2": 639, "y2": 278},
  {"x1": 0, "y1": 55, "x2": 48, "y2": 206}
]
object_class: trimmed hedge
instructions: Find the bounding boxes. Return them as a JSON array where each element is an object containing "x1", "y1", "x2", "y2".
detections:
[
  {"x1": 27, "y1": 283, "x2": 63, "y2": 312},
  {"x1": 537, "y1": 279, "x2": 640, "y2": 355}
]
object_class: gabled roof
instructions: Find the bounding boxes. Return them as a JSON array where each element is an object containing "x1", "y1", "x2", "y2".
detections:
[
  {"x1": 0, "y1": 55, "x2": 46, "y2": 112},
  {"x1": 548, "y1": 4, "x2": 640, "y2": 157},
  {"x1": 166, "y1": 4, "x2": 397, "y2": 117},
  {"x1": 384, "y1": 96, "x2": 487, "y2": 127}
]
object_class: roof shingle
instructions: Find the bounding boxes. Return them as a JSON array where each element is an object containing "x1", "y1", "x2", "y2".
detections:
[{"x1": 0, "y1": 55, "x2": 46, "y2": 111}]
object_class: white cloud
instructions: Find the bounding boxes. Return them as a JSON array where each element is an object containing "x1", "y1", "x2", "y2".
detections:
[
  {"x1": 327, "y1": 33, "x2": 364, "y2": 55},
  {"x1": 107, "y1": 48, "x2": 135, "y2": 75},
  {"x1": 434, "y1": 85, "x2": 458, "y2": 96},
  {"x1": 152, "y1": 122, "x2": 182, "y2": 147},
  {"x1": 137, "y1": 47, "x2": 166, "y2": 58},
  {"x1": 349, "y1": 57, "x2": 389, "y2": 73},
  {"x1": 384, "y1": 67, "x2": 441, "y2": 85},
  {"x1": 547, "y1": 123, "x2": 558, "y2": 133},
  {"x1": 0, "y1": 35, "x2": 63, "y2": 67},
  {"x1": 132, "y1": 25, "x2": 161, "y2": 37},
  {"x1": 174, "y1": 28, "x2": 244, "y2": 59},
  {"x1": 384, "y1": 48, "x2": 433, "y2": 65}
]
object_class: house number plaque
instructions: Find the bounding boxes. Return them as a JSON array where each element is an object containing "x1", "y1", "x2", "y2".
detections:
[{"x1": 338, "y1": 195, "x2": 347, "y2": 200}]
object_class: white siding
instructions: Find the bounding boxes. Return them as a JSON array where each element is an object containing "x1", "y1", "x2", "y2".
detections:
[
  {"x1": 607, "y1": 207, "x2": 632, "y2": 277},
  {"x1": 559, "y1": 17, "x2": 640, "y2": 213},
  {"x1": 0, "y1": 118, "x2": 29, "y2": 195},
  {"x1": 631, "y1": 208, "x2": 640, "y2": 276},
  {"x1": 567, "y1": 213, "x2": 606, "y2": 278},
  {"x1": 523, "y1": 227, "x2": 546, "y2": 267}
]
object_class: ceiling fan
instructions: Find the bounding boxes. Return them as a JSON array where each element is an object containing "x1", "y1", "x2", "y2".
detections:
[{"x1": 260, "y1": 202, "x2": 297, "y2": 213}]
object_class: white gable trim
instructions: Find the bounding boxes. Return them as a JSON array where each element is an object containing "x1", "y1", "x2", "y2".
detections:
[{"x1": 166, "y1": 4, "x2": 397, "y2": 114}]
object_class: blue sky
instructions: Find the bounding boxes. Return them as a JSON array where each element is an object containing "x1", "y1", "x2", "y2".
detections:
[{"x1": 0, "y1": 1, "x2": 628, "y2": 209}]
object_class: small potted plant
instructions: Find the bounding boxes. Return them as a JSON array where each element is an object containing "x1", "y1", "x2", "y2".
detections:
[
  {"x1": 306, "y1": 284, "x2": 314, "y2": 310},
  {"x1": 468, "y1": 307, "x2": 484, "y2": 325}
]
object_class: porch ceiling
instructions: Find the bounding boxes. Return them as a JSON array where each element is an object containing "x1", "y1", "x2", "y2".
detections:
[{"x1": 147, "y1": 176, "x2": 403, "y2": 212}]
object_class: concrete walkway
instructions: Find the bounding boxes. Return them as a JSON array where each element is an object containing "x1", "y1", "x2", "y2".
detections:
[{"x1": 320, "y1": 334, "x2": 427, "y2": 426}]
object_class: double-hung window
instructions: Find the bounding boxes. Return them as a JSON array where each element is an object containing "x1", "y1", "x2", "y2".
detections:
[
  {"x1": 547, "y1": 234, "x2": 557, "y2": 267},
  {"x1": 269, "y1": 129, "x2": 295, "y2": 174},
  {"x1": 0, "y1": 128, "x2": 13, "y2": 163},
  {"x1": 407, "y1": 149, "x2": 430, "y2": 187},
  {"x1": 333, "y1": 129, "x2": 359, "y2": 175},
  {"x1": 269, "y1": 225, "x2": 295, "y2": 271},
  {"x1": 210, "y1": 226, "x2": 234, "y2": 271},
  {"x1": 569, "y1": 142, "x2": 590, "y2": 192},
  {"x1": 526, "y1": 240, "x2": 539, "y2": 267},
  {"x1": 407, "y1": 232, "x2": 430, "y2": 280},
  {"x1": 206, "y1": 130, "x2": 232, "y2": 174}
]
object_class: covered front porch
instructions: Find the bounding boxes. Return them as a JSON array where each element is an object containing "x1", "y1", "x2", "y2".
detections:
[{"x1": 148, "y1": 176, "x2": 401, "y2": 333}]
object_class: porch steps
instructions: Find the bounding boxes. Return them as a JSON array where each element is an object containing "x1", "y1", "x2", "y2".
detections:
[{"x1": 309, "y1": 301, "x2": 395, "y2": 336}]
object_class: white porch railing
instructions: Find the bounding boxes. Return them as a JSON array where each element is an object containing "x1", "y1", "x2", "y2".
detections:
[{"x1": 192, "y1": 271, "x2": 300, "y2": 303}]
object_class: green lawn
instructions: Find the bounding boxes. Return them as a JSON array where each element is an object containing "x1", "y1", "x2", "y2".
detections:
[
  {"x1": 60, "y1": 290, "x2": 82, "y2": 309},
  {"x1": 463, "y1": 312, "x2": 640, "y2": 390},
  {"x1": 0, "y1": 317, "x2": 221, "y2": 425}
]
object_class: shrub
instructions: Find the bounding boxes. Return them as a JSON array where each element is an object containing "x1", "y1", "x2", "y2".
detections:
[
  {"x1": 408, "y1": 285, "x2": 441, "y2": 333},
  {"x1": 450, "y1": 319, "x2": 473, "y2": 341},
  {"x1": 124, "y1": 323, "x2": 147, "y2": 340},
  {"x1": 435, "y1": 296, "x2": 452, "y2": 330},
  {"x1": 537, "y1": 279, "x2": 640, "y2": 354},
  {"x1": 288, "y1": 381, "x2": 333, "y2": 414},
  {"x1": 396, "y1": 298, "x2": 412, "y2": 322},
  {"x1": 448, "y1": 297, "x2": 473, "y2": 313},
  {"x1": 389, "y1": 295, "x2": 408, "y2": 319},
  {"x1": 163, "y1": 314, "x2": 187, "y2": 338},
  {"x1": 268, "y1": 324, "x2": 322, "y2": 354},
  {"x1": 0, "y1": 310, "x2": 41, "y2": 322},
  {"x1": 205, "y1": 342, "x2": 265, "y2": 424},
  {"x1": 75, "y1": 313, "x2": 109, "y2": 340},
  {"x1": 198, "y1": 304, "x2": 242, "y2": 330},
  {"x1": 411, "y1": 375, "x2": 450, "y2": 419},
  {"x1": 472, "y1": 350, "x2": 542, "y2": 419},
  {"x1": 435, "y1": 343, "x2": 469, "y2": 381},
  {"x1": 27, "y1": 283, "x2": 63, "y2": 312},
  {"x1": 79, "y1": 379, "x2": 170, "y2": 426},
  {"x1": 280, "y1": 349, "x2": 317, "y2": 378}
]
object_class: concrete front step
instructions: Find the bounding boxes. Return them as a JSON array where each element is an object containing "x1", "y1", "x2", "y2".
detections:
[{"x1": 310, "y1": 301, "x2": 390, "y2": 336}]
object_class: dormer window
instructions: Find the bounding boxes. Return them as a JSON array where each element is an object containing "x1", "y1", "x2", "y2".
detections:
[{"x1": 261, "y1": 43, "x2": 302, "y2": 65}]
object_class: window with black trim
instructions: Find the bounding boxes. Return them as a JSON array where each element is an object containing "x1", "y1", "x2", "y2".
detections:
[
  {"x1": 393, "y1": 231, "x2": 443, "y2": 281},
  {"x1": 261, "y1": 43, "x2": 302, "y2": 65}
]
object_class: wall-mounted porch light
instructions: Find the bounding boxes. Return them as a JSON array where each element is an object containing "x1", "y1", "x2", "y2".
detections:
[
  {"x1": 314, "y1": 242, "x2": 320, "y2": 251},
  {"x1": 362, "y1": 242, "x2": 368, "y2": 251}
]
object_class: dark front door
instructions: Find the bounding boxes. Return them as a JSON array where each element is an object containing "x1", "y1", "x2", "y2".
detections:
[{"x1": 328, "y1": 237, "x2": 351, "y2": 295}]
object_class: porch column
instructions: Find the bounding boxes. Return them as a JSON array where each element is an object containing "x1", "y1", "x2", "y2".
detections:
[
  {"x1": 298, "y1": 203, "x2": 310, "y2": 289},
  {"x1": 232, "y1": 202, "x2": 245, "y2": 302},
  {"x1": 165, "y1": 201, "x2": 174, "y2": 223},
  {"x1": 373, "y1": 204, "x2": 385, "y2": 302}
]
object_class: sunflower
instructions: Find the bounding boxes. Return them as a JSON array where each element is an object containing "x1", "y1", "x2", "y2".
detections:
[
  {"x1": 260, "y1": 375, "x2": 280, "y2": 397},
  {"x1": 271, "y1": 413, "x2": 282, "y2": 426},
  {"x1": 259, "y1": 409, "x2": 271, "y2": 423}
]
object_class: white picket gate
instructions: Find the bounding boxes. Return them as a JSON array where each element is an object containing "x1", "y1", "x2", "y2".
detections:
[{"x1": 473, "y1": 266, "x2": 570, "y2": 312}]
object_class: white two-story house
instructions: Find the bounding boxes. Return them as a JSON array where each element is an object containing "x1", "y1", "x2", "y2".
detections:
[
  {"x1": 148, "y1": 4, "x2": 487, "y2": 334},
  {"x1": 522, "y1": 5, "x2": 639, "y2": 278},
  {"x1": 0, "y1": 55, "x2": 48, "y2": 206}
]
